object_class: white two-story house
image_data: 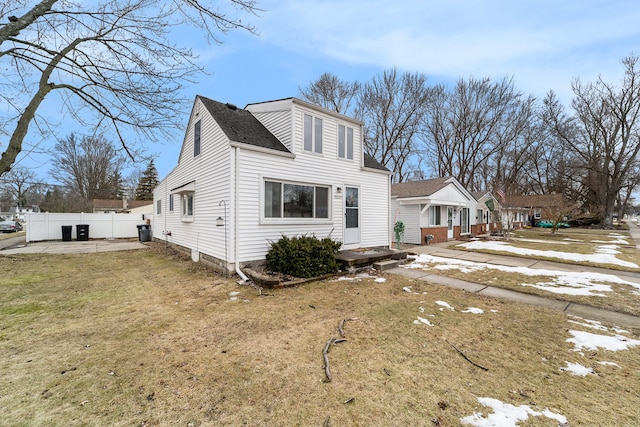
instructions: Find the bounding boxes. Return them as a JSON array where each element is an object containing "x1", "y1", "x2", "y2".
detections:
[{"x1": 153, "y1": 96, "x2": 391, "y2": 277}]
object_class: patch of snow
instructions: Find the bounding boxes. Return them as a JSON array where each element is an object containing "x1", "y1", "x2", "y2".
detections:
[
  {"x1": 458, "y1": 240, "x2": 638, "y2": 268},
  {"x1": 595, "y1": 245, "x2": 621, "y2": 255},
  {"x1": 461, "y1": 397, "x2": 567, "y2": 426},
  {"x1": 403, "y1": 254, "x2": 640, "y2": 296},
  {"x1": 228, "y1": 291, "x2": 241, "y2": 297},
  {"x1": 598, "y1": 361, "x2": 621, "y2": 367},
  {"x1": 568, "y1": 319, "x2": 608, "y2": 331},
  {"x1": 561, "y1": 361, "x2": 594, "y2": 376},
  {"x1": 567, "y1": 330, "x2": 640, "y2": 352},
  {"x1": 462, "y1": 307, "x2": 484, "y2": 314},
  {"x1": 435, "y1": 300, "x2": 455, "y2": 311},
  {"x1": 518, "y1": 238, "x2": 569, "y2": 245},
  {"x1": 414, "y1": 316, "x2": 433, "y2": 326},
  {"x1": 375, "y1": 277, "x2": 386, "y2": 283}
]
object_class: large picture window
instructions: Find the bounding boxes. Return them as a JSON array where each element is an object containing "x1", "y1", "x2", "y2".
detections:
[
  {"x1": 303, "y1": 114, "x2": 323, "y2": 154},
  {"x1": 264, "y1": 180, "x2": 329, "y2": 219}
]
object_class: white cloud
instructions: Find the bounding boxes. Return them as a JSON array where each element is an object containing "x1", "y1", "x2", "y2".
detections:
[{"x1": 259, "y1": 0, "x2": 640, "y2": 100}]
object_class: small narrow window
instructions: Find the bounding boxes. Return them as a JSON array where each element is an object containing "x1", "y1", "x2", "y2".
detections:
[
  {"x1": 169, "y1": 194, "x2": 174, "y2": 212},
  {"x1": 194, "y1": 120, "x2": 201, "y2": 157},
  {"x1": 429, "y1": 206, "x2": 441, "y2": 226},
  {"x1": 181, "y1": 193, "x2": 194, "y2": 218},
  {"x1": 156, "y1": 199, "x2": 162, "y2": 215},
  {"x1": 338, "y1": 125, "x2": 354, "y2": 160},
  {"x1": 303, "y1": 114, "x2": 323, "y2": 154}
]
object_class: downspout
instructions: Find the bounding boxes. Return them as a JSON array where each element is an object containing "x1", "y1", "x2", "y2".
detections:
[{"x1": 233, "y1": 145, "x2": 250, "y2": 284}]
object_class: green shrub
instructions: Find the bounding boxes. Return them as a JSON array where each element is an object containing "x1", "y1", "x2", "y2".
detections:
[{"x1": 265, "y1": 234, "x2": 342, "y2": 278}]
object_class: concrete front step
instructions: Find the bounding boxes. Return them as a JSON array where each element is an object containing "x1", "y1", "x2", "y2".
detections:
[{"x1": 373, "y1": 259, "x2": 402, "y2": 271}]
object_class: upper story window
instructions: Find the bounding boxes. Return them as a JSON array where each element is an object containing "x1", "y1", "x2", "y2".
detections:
[
  {"x1": 303, "y1": 114, "x2": 323, "y2": 154},
  {"x1": 194, "y1": 120, "x2": 201, "y2": 157},
  {"x1": 338, "y1": 125, "x2": 354, "y2": 160}
]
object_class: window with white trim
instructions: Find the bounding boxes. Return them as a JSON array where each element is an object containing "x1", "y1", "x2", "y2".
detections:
[
  {"x1": 429, "y1": 205, "x2": 441, "y2": 226},
  {"x1": 338, "y1": 125, "x2": 354, "y2": 160},
  {"x1": 461, "y1": 208, "x2": 470, "y2": 234},
  {"x1": 303, "y1": 114, "x2": 323, "y2": 154},
  {"x1": 264, "y1": 180, "x2": 329, "y2": 219},
  {"x1": 194, "y1": 120, "x2": 201, "y2": 157},
  {"x1": 534, "y1": 208, "x2": 541, "y2": 219},
  {"x1": 169, "y1": 194, "x2": 174, "y2": 212},
  {"x1": 181, "y1": 192, "x2": 194, "y2": 219},
  {"x1": 156, "y1": 199, "x2": 162, "y2": 215}
]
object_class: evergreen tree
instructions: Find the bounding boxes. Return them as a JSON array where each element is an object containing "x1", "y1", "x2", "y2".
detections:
[{"x1": 135, "y1": 160, "x2": 159, "y2": 200}]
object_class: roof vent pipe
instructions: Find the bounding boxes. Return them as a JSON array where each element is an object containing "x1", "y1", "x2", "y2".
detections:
[{"x1": 226, "y1": 103, "x2": 237, "y2": 110}]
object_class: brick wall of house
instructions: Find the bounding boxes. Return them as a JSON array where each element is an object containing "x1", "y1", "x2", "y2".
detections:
[
  {"x1": 472, "y1": 223, "x2": 489, "y2": 235},
  {"x1": 420, "y1": 227, "x2": 448, "y2": 244}
]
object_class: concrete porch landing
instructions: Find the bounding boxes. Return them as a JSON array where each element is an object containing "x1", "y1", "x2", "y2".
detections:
[{"x1": 336, "y1": 247, "x2": 408, "y2": 270}]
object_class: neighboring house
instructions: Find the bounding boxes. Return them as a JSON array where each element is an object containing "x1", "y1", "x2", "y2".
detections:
[
  {"x1": 153, "y1": 96, "x2": 391, "y2": 275},
  {"x1": 471, "y1": 191, "x2": 502, "y2": 235},
  {"x1": 92, "y1": 198, "x2": 152, "y2": 214},
  {"x1": 391, "y1": 177, "x2": 476, "y2": 245},
  {"x1": 506, "y1": 194, "x2": 566, "y2": 227},
  {"x1": 10, "y1": 205, "x2": 40, "y2": 221}
]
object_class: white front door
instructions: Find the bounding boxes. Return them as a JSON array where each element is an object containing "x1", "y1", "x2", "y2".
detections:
[
  {"x1": 344, "y1": 186, "x2": 360, "y2": 245},
  {"x1": 447, "y1": 207, "x2": 454, "y2": 239}
]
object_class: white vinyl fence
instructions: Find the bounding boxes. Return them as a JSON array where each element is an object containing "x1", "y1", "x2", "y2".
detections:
[{"x1": 26, "y1": 212, "x2": 152, "y2": 242}]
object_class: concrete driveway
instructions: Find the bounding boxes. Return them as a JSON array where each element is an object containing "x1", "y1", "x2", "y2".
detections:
[{"x1": 0, "y1": 239, "x2": 148, "y2": 255}]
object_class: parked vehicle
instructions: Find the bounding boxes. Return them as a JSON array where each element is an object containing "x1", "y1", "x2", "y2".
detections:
[
  {"x1": 0, "y1": 220, "x2": 23, "y2": 233},
  {"x1": 536, "y1": 219, "x2": 570, "y2": 228}
]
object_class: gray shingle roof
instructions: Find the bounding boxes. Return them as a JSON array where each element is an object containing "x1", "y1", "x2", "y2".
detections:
[
  {"x1": 198, "y1": 96, "x2": 290, "y2": 153},
  {"x1": 363, "y1": 153, "x2": 389, "y2": 172},
  {"x1": 391, "y1": 177, "x2": 451, "y2": 198}
]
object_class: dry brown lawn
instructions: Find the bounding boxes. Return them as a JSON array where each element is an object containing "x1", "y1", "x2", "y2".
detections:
[{"x1": 1, "y1": 243, "x2": 640, "y2": 426}]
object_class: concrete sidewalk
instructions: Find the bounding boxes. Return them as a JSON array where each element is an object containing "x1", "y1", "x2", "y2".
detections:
[
  {"x1": 0, "y1": 239, "x2": 148, "y2": 254},
  {"x1": 387, "y1": 226, "x2": 640, "y2": 329}
]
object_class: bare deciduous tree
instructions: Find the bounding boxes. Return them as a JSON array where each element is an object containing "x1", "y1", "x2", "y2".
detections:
[
  {"x1": 299, "y1": 72, "x2": 361, "y2": 115},
  {"x1": 544, "y1": 55, "x2": 640, "y2": 226},
  {"x1": 0, "y1": 0, "x2": 259, "y2": 175},
  {"x1": 0, "y1": 166, "x2": 41, "y2": 208},
  {"x1": 51, "y1": 133, "x2": 125, "y2": 210},
  {"x1": 422, "y1": 76, "x2": 534, "y2": 192},
  {"x1": 357, "y1": 68, "x2": 431, "y2": 183}
]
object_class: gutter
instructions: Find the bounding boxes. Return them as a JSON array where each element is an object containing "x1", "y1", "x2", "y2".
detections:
[{"x1": 233, "y1": 145, "x2": 250, "y2": 284}]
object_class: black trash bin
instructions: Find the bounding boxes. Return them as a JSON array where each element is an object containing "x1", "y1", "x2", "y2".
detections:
[
  {"x1": 76, "y1": 224, "x2": 89, "y2": 241},
  {"x1": 136, "y1": 224, "x2": 151, "y2": 242},
  {"x1": 61, "y1": 225, "x2": 72, "y2": 242}
]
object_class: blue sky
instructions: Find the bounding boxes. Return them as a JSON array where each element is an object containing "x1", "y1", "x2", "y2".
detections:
[{"x1": 16, "y1": 0, "x2": 640, "y2": 181}]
